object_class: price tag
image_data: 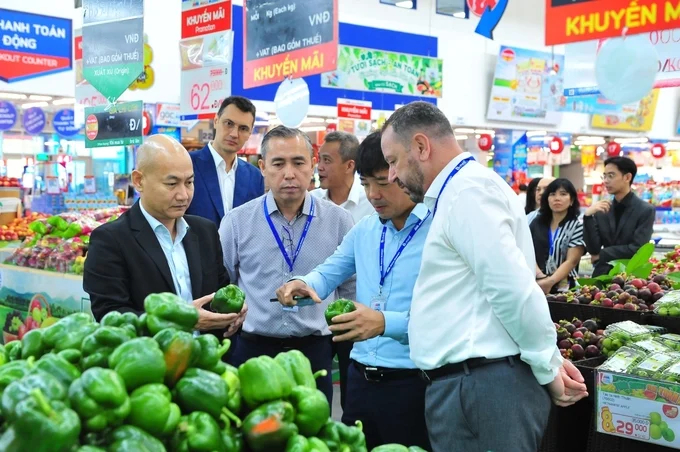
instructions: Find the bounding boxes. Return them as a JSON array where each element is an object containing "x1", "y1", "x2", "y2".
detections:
[
  {"x1": 45, "y1": 177, "x2": 60, "y2": 195},
  {"x1": 601, "y1": 407, "x2": 650, "y2": 440},
  {"x1": 180, "y1": 64, "x2": 232, "y2": 121},
  {"x1": 84, "y1": 176, "x2": 96, "y2": 194}
]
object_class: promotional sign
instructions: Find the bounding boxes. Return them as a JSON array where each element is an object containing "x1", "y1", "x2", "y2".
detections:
[
  {"x1": 597, "y1": 371, "x2": 680, "y2": 448},
  {"x1": 591, "y1": 89, "x2": 660, "y2": 132},
  {"x1": 84, "y1": 100, "x2": 144, "y2": 148},
  {"x1": 0, "y1": 101, "x2": 17, "y2": 131},
  {"x1": 487, "y1": 46, "x2": 564, "y2": 125},
  {"x1": 337, "y1": 98, "x2": 372, "y2": 137},
  {"x1": 84, "y1": 176, "x2": 96, "y2": 194},
  {"x1": 180, "y1": 64, "x2": 232, "y2": 121},
  {"x1": 52, "y1": 109, "x2": 80, "y2": 137},
  {"x1": 493, "y1": 130, "x2": 528, "y2": 185},
  {"x1": 151, "y1": 126, "x2": 181, "y2": 142},
  {"x1": 0, "y1": 9, "x2": 72, "y2": 83},
  {"x1": 155, "y1": 103, "x2": 198, "y2": 129},
  {"x1": 45, "y1": 176, "x2": 60, "y2": 194},
  {"x1": 22, "y1": 107, "x2": 45, "y2": 135},
  {"x1": 321, "y1": 45, "x2": 443, "y2": 98},
  {"x1": 82, "y1": 0, "x2": 144, "y2": 103},
  {"x1": 243, "y1": 0, "x2": 339, "y2": 89},
  {"x1": 545, "y1": 0, "x2": 680, "y2": 46},
  {"x1": 181, "y1": 0, "x2": 232, "y2": 39}
]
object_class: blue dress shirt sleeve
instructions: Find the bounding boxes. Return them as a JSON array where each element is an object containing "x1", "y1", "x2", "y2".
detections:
[
  {"x1": 218, "y1": 212, "x2": 240, "y2": 284},
  {"x1": 382, "y1": 310, "x2": 409, "y2": 345}
]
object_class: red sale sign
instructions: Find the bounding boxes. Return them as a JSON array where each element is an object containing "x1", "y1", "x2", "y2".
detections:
[
  {"x1": 181, "y1": 0, "x2": 232, "y2": 39},
  {"x1": 337, "y1": 99, "x2": 371, "y2": 120}
]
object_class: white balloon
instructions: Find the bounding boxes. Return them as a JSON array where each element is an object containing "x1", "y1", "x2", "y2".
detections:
[
  {"x1": 595, "y1": 34, "x2": 658, "y2": 105},
  {"x1": 274, "y1": 78, "x2": 310, "y2": 128}
]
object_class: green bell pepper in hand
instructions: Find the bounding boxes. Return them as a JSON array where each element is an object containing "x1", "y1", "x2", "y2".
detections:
[
  {"x1": 43, "y1": 312, "x2": 98, "y2": 352},
  {"x1": 239, "y1": 355, "x2": 293, "y2": 409},
  {"x1": 289, "y1": 386, "x2": 331, "y2": 436},
  {"x1": 174, "y1": 368, "x2": 241, "y2": 426},
  {"x1": 107, "y1": 425, "x2": 166, "y2": 452},
  {"x1": 5, "y1": 341, "x2": 21, "y2": 361},
  {"x1": 108, "y1": 337, "x2": 166, "y2": 392},
  {"x1": 68, "y1": 367, "x2": 131, "y2": 432},
  {"x1": 243, "y1": 400, "x2": 299, "y2": 452},
  {"x1": 144, "y1": 292, "x2": 199, "y2": 335},
  {"x1": 324, "y1": 299, "x2": 356, "y2": 333},
  {"x1": 31, "y1": 352, "x2": 81, "y2": 389},
  {"x1": 127, "y1": 383, "x2": 181, "y2": 438},
  {"x1": 21, "y1": 328, "x2": 48, "y2": 359},
  {"x1": 286, "y1": 435, "x2": 331, "y2": 452},
  {"x1": 155, "y1": 327, "x2": 200, "y2": 387},
  {"x1": 275, "y1": 349, "x2": 328, "y2": 389},
  {"x1": 171, "y1": 411, "x2": 225, "y2": 452},
  {"x1": 81, "y1": 326, "x2": 134, "y2": 370},
  {"x1": 100, "y1": 311, "x2": 142, "y2": 337},
  {"x1": 194, "y1": 335, "x2": 230, "y2": 371},
  {"x1": 1, "y1": 371, "x2": 67, "y2": 421},
  {"x1": 221, "y1": 363, "x2": 242, "y2": 415},
  {"x1": 211, "y1": 284, "x2": 246, "y2": 314},
  {"x1": 318, "y1": 420, "x2": 367, "y2": 452}
]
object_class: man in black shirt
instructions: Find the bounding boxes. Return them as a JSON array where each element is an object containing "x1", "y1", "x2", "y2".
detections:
[{"x1": 583, "y1": 156, "x2": 655, "y2": 276}]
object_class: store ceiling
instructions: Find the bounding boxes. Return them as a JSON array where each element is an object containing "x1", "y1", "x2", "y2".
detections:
[{"x1": 0, "y1": 92, "x2": 75, "y2": 112}]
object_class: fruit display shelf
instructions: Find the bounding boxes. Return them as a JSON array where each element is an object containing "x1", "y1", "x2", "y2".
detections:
[{"x1": 548, "y1": 301, "x2": 648, "y2": 327}]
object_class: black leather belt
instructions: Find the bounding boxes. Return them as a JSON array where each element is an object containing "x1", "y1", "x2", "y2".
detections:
[
  {"x1": 240, "y1": 331, "x2": 329, "y2": 349},
  {"x1": 420, "y1": 355, "x2": 520, "y2": 384},
  {"x1": 352, "y1": 360, "x2": 420, "y2": 383}
]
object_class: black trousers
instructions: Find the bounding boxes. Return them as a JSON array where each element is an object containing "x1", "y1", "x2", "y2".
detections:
[
  {"x1": 332, "y1": 340, "x2": 353, "y2": 410},
  {"x1": 341, "y1": 362, "x2": 431, "y2": 450},
  {"x1": 228, "y1": 332, "x2": 334, "y2": 407}
]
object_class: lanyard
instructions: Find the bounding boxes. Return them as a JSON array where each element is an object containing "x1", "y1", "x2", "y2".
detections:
[
  {"x1": 549, "y1": 227, "x2": 560, "y2": 256},
  {"x1": 264, "y1": 197, "x2": 315, "y2": 272},
  {"x1": 379, "y1": 211, "x2": 431, "y2": 291},
  {"x1": 433, "y1": 157, "x2": 474, "y2": 216}
]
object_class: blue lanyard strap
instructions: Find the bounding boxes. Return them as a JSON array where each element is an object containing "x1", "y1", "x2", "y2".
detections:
[
  {"x1": 433, "y1": 157, "x2": 474, "y2": 217},
  {"x1": 264, "y1": 197, "x2": 315, "y2": 272},
  {"x1": 549, "y1": 227, "x2": 560, "y2": 256},
  {"x1": 379, "y1": 211, "x2": 431, "y2": 289}
]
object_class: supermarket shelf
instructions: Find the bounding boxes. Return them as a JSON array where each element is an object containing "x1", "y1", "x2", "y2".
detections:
[{"x1": 0, "y1": 263, "x2": 83, "y2": 281}]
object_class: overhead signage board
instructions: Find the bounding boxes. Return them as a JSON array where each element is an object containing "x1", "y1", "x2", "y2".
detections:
[
  {"x1": 84, "y1": 100, "x2": 144, "y2": 148},
  {"x1": 243, "y1": 0, "x2": 339, "y2": 88},
  {"x1": 181, "y1": 0, "x2": 232, "y2": 39},
  {"x1": 0, "y1": 9, "x2": 72, "y2": 83}
]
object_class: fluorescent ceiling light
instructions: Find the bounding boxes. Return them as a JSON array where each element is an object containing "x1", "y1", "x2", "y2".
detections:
[
  {"x1": 21, "y1": 101, "x2": 49, "y2": 109},
  {"x1": 614, "y1": 137, "x2": 649, "y2": 144},
  {"x1": 526, "y1": 130, "x2": 547, "y2": 137},
  {"x1": 52, "y1": 98, "x2": 75, "y2": 105},
  {"x1": 396, "y1": 0, "x2": 413, "y2": 8},
  {"x1": 455, "y1": 135, "x2": 468, "y2": 140},
  {"x1": 29, "y1": 95, "x2": 52, "y2": 101},
  {"x1": 0, "y1": 93, "x2": 27, "y2": 100},
  {"x1": 454, "y1": 128, "x2": 475, "y2": 134},
  {"x1": 475, "y1": 129, "x2": 495, "y2": 135},
  {"x1": 453, "y1": 12, "x2": 466, "y2": 18},
  {"x1": 325, "y1": 118, "x2": 337, "y2": 123},
  {"x1": 574, "y1": 139, "x2": 606, "y2": 146}
]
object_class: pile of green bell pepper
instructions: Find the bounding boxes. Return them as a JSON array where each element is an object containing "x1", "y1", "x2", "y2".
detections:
[{"x1": 144, "y1": 292, "x2": 199, "y2": 335}]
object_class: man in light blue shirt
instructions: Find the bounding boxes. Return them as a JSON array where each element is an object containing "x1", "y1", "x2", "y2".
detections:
[{"x1": 276, "y1": 131, "x2": 431, "y2": 450}]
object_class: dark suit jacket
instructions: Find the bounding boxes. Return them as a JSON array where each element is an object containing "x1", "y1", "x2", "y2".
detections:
[
  {"x1": 83, "y1": 202, "x2": 229, "y2": 322},
  {"x1": 583, "y1": 192, "x2": 656, "y2": 276},
  {"x1": 186, "y1": 145, "x2": 264, "y2": 227}
]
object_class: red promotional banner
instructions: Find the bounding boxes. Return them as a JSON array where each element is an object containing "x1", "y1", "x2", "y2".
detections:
[
  {"x1": 181, "y1": 0, "x2": 232, "y2": 39},
  {"x1": 75, "y1": 36, "x2": 82, "y2": 61},
  {"x1": 545, "y1": 0, "x2": 680, "y2": 45},
  {"x1": 243, "y1": 0, "x2": 338, "y2": 89},
  {"x1": 337, "y1": 100, "x2": 371, "y2": 120}
]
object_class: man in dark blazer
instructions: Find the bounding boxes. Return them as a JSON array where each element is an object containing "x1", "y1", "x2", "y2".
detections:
[
  {"x1": 186, "y1": 96, "x2": 265, "y2": 227},
  {"x1": 84, "y1": 135, "x2": 246, "y2": 335},
  {"x1": 583, "y1": 156, "x2": 655, "y2": 277}
]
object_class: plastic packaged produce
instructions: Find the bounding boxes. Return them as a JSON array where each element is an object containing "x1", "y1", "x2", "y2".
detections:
[
  {"x1": 599, "y1": 346, "x2": 647, "y2": 373},
  {"x1": 654, "y1": 334, "x2": 680, "y2": 351},
  {"x1": 654, "y1": 291, "x2": 680, "y2": 316},
  {"x1": 644, "y1": 325, "x2": 668, "y2": 335},
  {"x1": 45, "y1": 238, "x2": 87, "y2": 273},
  {"x1": 659, "y1": 360, "x2": 680, "y2": 383},
  {"x1": 628, "y1": 352, "x2": 680, "y2": 378},
  {"x1": 629, "y1": 339, "x2": 673, "y2": 355}
]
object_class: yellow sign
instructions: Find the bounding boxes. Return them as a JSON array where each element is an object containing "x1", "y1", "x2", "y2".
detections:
[{"x1": 590, "y1": 90, "x2": 660, "y2": 132}]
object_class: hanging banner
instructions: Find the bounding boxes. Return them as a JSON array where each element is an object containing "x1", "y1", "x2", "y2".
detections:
[
  {"x1": 337, "y1": 99, "x2": 372, "y2": 137},
  {"x1": 53, "y1": 109, "x2": 80, "y2": 137},
  {"x1": 591, "y1": 89, "x2": 660, "y2": 132},
  {"x1": 0, "y1": 9, "x2": 72, "y2": 83},
  {"x1": 486, "y1": 46, "x2": 564, "y2": 125},
  {"x1": 84, "y1": 101, "x2": 144, "y2": 148},
  {"x1": 181, "y1": 0, "x2": 232, "y2": 39},
  {"x1": 0, "y1": 102, "x2": 17, "y2": 131},
  {"x1": 82, "y1": 0, "x2": 144, "y2": 103},
  {"x1": 243, "y1": 0, "x2": 339, "y2": 89},
  {"x1": 545, "y1": 0, "x2": 680, "y2": 46},
  {"x1": 321, "y1": 45, "x2": 443, "y2": 98},
  {"x1": 23, "y1": 107, "x2": 45, "y2": 135}
]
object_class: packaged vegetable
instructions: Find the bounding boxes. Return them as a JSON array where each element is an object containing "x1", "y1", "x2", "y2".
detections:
[
  {"x1": 654, "y1": 334, "x2": 680, "y2": 351},
  {"x1": 628, "y1": 352, "x2": 680, "y2": 379},
  {"x1": 599, "y1": 346, "x2": 647, "y2": 373}
]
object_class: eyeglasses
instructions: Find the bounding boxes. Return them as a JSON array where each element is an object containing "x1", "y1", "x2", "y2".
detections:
[
  {"x1": 221, "y1": 119, "x2": 251, "y2": 136},
  {"x1": 601, "y1": 173, "x2": 619, "y2": 181}
]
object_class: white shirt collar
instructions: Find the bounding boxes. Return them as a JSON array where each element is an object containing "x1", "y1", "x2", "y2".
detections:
[
  {"x1": 424, "y1": 152, "x2": 474, "y2": 202},
  {"x1": 208, "y1": 141, "x2": 239, "y2": 173},
  {"x1": 317, "y1": 173, "x2": 363, "y2": 205},
  {"x1": 139, "y1": 201, "x2": 190, "y2": 242}
]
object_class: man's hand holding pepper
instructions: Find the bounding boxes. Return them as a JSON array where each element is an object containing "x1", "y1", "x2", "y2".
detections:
[
  {"x1": 329, "y1": 302, "x2": 385, "y2": 342},
  {"x1": 192, "y1": 293, "x2": 243, "y2": 332}
]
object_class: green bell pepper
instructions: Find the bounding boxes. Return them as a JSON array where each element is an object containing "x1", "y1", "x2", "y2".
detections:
[
  {"x1": 76, "y1": 447, "x2": 106, "y2": 452},
  {"x1": 239, "y1": 355, "x2": 293, "y2": 408},
  {"x1": 31, "y1": 352, "x2": 81, "y2": 389},
  {"x1": 108, "y1": 337, "x2": 166, "y2": 392},
  {"x1": 144, "y1": 292, "x2": 199, "y2": 335},
  {"x1": 107, "y1": 425, "x2": 166, "y2": 452},
  {"x1": 243, "y1": 400, "x2": 299, "y2": 452},
  {"x1": 43, "y1": 312, "x2": 98, "y2": 352},
  {"x1": 171, "y1": 411, "x2": 225, "y2": 452},
  {"x1": 0, "y1": 359, "x2": 32, "y2": 395},
  {"x1": 221, "y1": 363, "x2": 242, "y2": 415},
  {"x1": 370, "y1": 446, "x2": 428, "y2": 452},
  {"x1": 29, "y1": 220, "x2": 47, "y2": 236},
  {"x1": 318, "y1": 420, "x2": 367, "y2": 452},
  {"x1": 0, "y1": 344, "x2": 7, "y2": 367},
  {"x1": 100, "y1": 311, "x2": 141, "y2": 337},
  {"x1": 174, "y1": 367, "x2": 241, "y2": 426},
  {"x1": 324, "y1": 299, "x2": 356, "y2": 333},
  {"x1": 289, "y1": 385, "x2": 331, "y2": 436},
  {"x1": 68, "y1": 367, "x2": 131, "y2": 432},
  {"x1": 5, "y1": 341, "x2": 21, "y2": 361},
  {"x1": 155, "y1": 327, "x2": 200, "y2": 387},
  {"x1": 275, "y1": 349, "x2": 328, "y2": 389},
  {"x1": 20, "y1": 328, "x2": 48, "y2": 359},
  {"x1": 127, "y1": 383, "x2": 181, "y2": 438},
  {"x1": 1, "y1": 371, "x2": 67, "y2": 421},
  {"x1": 47, "y1": 215, "x2": 68, "y2": 231},
  {"x1": 194, "y1": 335, "x2": 231, "y2": 371},
  {"x1": 211, "y1": 284, "x2": 246, "y2": 314},
  {"x1": 286, "y1": 435, "x2": 331, "y2": 452},
  {"x1": 81, "y1": 326, "x2": 134, "y2": 370},
  {"x1": 0, "y1": 388, "x2": 81, "y2": 452},
  {"x1": 211, "y1": 360, "x2": 228, "y2": 375},
  {"x1": 222, "y1": 428, "x2": 244, "y2": 452}
]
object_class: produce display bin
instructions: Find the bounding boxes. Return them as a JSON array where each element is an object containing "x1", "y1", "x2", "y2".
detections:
[
  {"x1": 548, "y1": 301, "x2": 647, "y2": 326},
  {"x1": 0, "y1": 263, "x2": 91, "y2": 344}
]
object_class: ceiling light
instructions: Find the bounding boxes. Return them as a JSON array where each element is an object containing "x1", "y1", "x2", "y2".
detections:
[
  {"x1": 325, "y1": 118, "x2": 337, "y2": 123},
  {"x1": 29, "y1": 95, "x2": 52, "y2": 101},
  {"x1": 0, "y1": 93, "x2": 27, "y2": 100},
  {"x1": 395, "y1": 0, "x2": 413, "y2": 8},
  {"x1": 454, "y1": 128, "x2": 475, "y2": 134},
  {"x1": 52, "y1": 98, "x2": 75, "y2": 105},
  {"x1": 305, "y1": 117, "x2": 327, "y2": 123},
  {"x1": 614, "y1": 137, "x2": 649, "y2": 144},
  {"x1": 526, "y1": 130, "x2": 547, "y2": 137},
  {"x1": 453, "y1": 11, "x2": 466, "y2": 18},
  {"x1": 475, "y1": 129, "x2": 495, "y2": 135},
  {"x1": 455, "y1": 135, "x2": 468, "y2": 140},
  {"x1": 21, "y1": 101, "x2": 49, "y2": 109}
]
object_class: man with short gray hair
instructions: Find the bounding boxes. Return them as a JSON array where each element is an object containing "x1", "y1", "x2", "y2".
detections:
[{"x1": 219, "y1": 125, "x2": 356, "y2": 405}]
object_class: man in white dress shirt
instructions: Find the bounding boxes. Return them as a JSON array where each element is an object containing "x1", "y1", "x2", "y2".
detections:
[{"x1": 380, "y1": 102, "x2": 588, "y2": 452}]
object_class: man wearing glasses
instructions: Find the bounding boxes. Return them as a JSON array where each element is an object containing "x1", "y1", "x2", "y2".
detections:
[
  {"x1": 187, "y1": 96, "x2": 265, "y2": 227},
  {"x1": 583, "y1": 156, "x2": 655, "y2": 276}
]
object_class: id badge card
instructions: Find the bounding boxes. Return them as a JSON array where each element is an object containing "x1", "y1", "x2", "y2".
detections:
[{"x1": 370, "y1": 294, "x2": 387, "y2": 312}]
